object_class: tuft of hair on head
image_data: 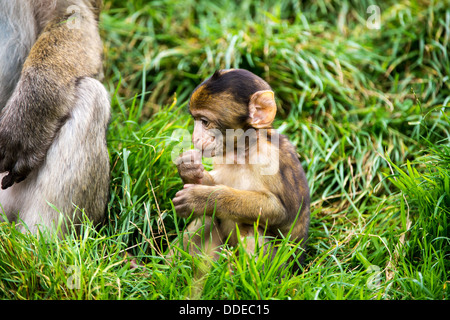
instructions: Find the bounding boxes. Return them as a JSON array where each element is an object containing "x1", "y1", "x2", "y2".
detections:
[{"x1": 211, "y1": 69, "x2": 222, "y2": 80}]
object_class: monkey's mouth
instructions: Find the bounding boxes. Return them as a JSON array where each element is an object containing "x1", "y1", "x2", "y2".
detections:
[
  {"x1": 195, "y1": 142, "x2": 222, "y2": 158},
  {"x1": 194, "y1": 136, "x2": 220, "y2": 158},
  {"x1": 201, "y1": 145, "x2": 219, "y2": 158}
]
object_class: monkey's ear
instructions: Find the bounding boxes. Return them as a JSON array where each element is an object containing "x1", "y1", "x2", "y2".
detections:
[{"x1": 248, "y1": 90, "x2": 277, "y2": 128}]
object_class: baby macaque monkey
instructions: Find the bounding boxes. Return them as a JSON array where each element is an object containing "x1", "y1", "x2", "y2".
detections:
[{"x1": 173, "y1": 69, "x2": 310, "y2": 267}]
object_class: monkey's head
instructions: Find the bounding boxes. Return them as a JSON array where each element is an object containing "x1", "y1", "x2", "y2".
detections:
[{"x1": 189, "y1": 69, "x2": 277, "y2": 157}]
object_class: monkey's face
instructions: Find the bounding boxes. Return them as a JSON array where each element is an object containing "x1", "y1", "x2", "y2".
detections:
[
  {"x1": 189, "y1": 90, "x2": 250, "y2": 158},
  {"x1": 190, "y1": 108, "x2": 223, "y2": 157},
  {"x1": 189, "y1": 69, "x2": 277, "y2": 158}
]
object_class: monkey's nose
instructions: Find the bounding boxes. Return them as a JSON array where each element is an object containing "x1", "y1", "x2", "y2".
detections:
[
  {"x1": 193, "y1": 141, "x2": 202, "y2": 151},
  {"x1": 192, "y1": 135, "x2": 199, "y2": 149}
]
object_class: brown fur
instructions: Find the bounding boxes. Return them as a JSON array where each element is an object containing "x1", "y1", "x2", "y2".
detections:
[{"x1": 173, "y1": 69, "x2": 310, "y2": 267}]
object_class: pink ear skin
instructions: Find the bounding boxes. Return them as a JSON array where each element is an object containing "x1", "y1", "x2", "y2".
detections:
[{"x1": 248, "y1": 90, "x2": 277, "y2": 129}]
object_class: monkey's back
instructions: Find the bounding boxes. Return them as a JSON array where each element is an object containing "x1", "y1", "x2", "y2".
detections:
[{"x1": 266, "y1": 132, "x2": 310, "y2": 242}]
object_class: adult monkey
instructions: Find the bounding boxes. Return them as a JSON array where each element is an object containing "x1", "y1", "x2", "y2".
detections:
[
  {"x1": 0, "y1": 0, "x2": 110, "y2": 234},
  {"x1": 173, "y1": 69, "x2": 310, "y2": 268}
]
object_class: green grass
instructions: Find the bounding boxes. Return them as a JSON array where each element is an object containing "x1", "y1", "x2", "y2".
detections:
[{"x1": 1, "y1": 0, "x2": 449, "y2": 300}]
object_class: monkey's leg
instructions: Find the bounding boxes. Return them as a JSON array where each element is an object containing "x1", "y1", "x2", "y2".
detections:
[
  {"x1": 183, "y1": 216, "x2": 223, "y2": 260},
  {"x1": 223, "y1": 222, "x2": 274, "y2": 258},
  {"x1": 235, "y1": 224, "x2": 264, "y2": 255},
  {"x1": 184, "y1": 216, "x2": 223, "y2": 299},
  {"x1": 0, "y1": 78, "x2": 110, "y2": 234}
]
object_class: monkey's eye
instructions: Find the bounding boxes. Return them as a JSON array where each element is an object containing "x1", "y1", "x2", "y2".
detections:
[{"x1": 201, "y1": 118, "x2": 210, "y2": 127}]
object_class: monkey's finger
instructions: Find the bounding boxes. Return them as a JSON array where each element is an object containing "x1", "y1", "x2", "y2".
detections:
[
  {"x1": 1, "y1": 163, "x2": 29, "y2": 189},
  {"x1": 174, "y1": 156, "x2": 185, "y2": 166},
  {"x1": 178, "y1": 163, "x2": 204, "y2": 173},
  {"x1": 178, "y1": 150, "x2": 197, "y2": 161},
  {"x1": 175, "y1": 187, "x2": 188, "y2": 196},
  {"x1": 172, "y1": 196, "x2": 181, "y2": 205},
  {"x1": 2, "y1": 172, "x2": 27, "y2": 189},
  {"x1": 172, "y1": 197, "x2": 180, "y2": 206},
  {"x1": 183, "y1": 149, "x2": 202, "y2": 158},
  {"x1": 195, "y1": 169, "x2": 204, "y2": 179},
  {"x1": 172, "y1": 193, "x2": 187, "y2": 206},
  {"x1": 177, "y1": 157, "x2": 197, "y2": 167},
  {"x1": 177, "y1": 151, "x2": 202, "y2": 165},
  {"x1": 174, "y1": 204, "x2": 194, "y2": 218},
  {"x1": 174, "y1": 204, "x2": 185, "y2": 213},
  {"x1": 190, "y1": 150, "x2": 203, "y2": 163},
  {"x1": 1, "y1": 173, "x2": 15, "y2": 189}
]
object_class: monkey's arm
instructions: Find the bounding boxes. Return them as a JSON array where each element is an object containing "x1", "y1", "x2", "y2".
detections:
[
  {"x1": 0, "y1": 4, "x2": 103, "y2": 189},
  {"x1": 172, "y1": 184, "x2": 287, "y2": 226}
]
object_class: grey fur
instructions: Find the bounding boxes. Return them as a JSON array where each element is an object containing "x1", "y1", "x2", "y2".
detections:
[
  {"x1": 0, "y1": 1, "x2": 37, "y2": 108},
  {"x1": 0, "y1": 0, "x2": 110, "y2": 234}
]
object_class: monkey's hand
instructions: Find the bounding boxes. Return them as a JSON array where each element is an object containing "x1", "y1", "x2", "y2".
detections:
[
  {"x1": 0, "y1": 104, "x2": 57, "y2": 189},
  {"x1": 172, "y1": 184, "x2": 221, "y2": 219},
  {"x1": 175, "y1": 150, "x2": 205, "y2": 184},
  {"x1": 0, "y1": 72, "x2": 68, "y2": 189}
]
